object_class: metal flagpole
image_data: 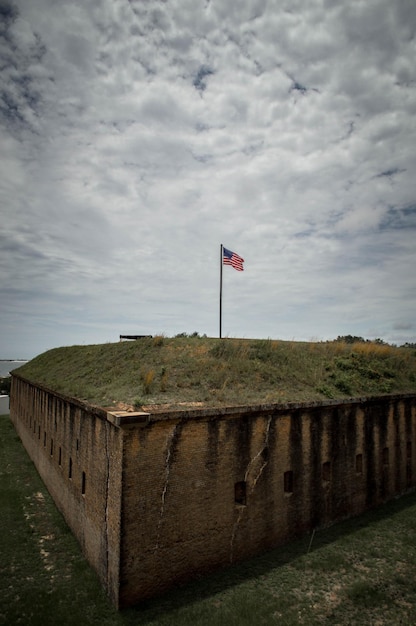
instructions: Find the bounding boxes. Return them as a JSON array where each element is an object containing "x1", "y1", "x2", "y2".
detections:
[{"x1": 219, "y1": 244, "x2": 223, "y2": 338}]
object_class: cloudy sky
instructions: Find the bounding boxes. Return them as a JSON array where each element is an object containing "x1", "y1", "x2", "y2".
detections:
[{"x1": 1, "y1": 0, "x2": 416, "y2": 358}]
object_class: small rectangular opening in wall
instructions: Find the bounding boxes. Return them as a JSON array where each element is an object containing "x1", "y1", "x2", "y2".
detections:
[
  {"x1": 58, "y1": 447, "x2": 62, "y2": 466},
  {"x1": 50, "y1": 438, "x2": 53, "y2": 456},
  {"x1": 382, "y1": 447, "x2": 389, "y2": 467},
  {"x1": 76, "y1": 438, "x2": 79, "y2": 451},
  {"x1": 284, "y1": 470, "x2": 294, "y2": 493},
  {"x1": 43, "y1": 432, "x2": 46, "y2": 447},
  {"x1": 356, "y1": 454, "x2": 363, "y2": 474},
  {"x1": 322, "y1": 461, "x2": 331, "y2": 482},
  {"x1": 407, "y1": 464, "x2": 412, "y2": 486},
  {"x1": 38, "y1": 426, "x2": 41, "y2": 439},
  {"x1": 234, "y1": 481, "x2": 247, "y2": 505},
  {"x1": 69, "y1": 457, "x2": 72, "y2": 479},
  {"x1": 407, "y1": 441, "x2": 412, "y2": 460},
  {"x1": 81, "y1": 471, "x2": 86, "y2": 495}
]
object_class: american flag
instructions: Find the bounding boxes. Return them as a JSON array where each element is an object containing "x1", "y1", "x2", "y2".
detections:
[{"x1": 223, "y1": 247, "x2": 244, "y2": 271}]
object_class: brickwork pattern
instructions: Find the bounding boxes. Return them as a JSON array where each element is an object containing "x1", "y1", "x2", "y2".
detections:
[
  {"x1": 10, "y1": 374, "x2": 416, "y2": 608},
  {"x1": 10, "y1": 376, "x2": 124, "y2": 605}
]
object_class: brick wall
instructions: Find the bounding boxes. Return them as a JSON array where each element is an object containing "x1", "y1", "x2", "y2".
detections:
[
  {"x1": 9, "y1": 376, "x2": 124, "y2": 606},
  {"x1": 10, "y1": 374, "x2": 416, "y2": 608},
  {"x1": 118, "y1": 397, "x2": 416, "y2": 606}
]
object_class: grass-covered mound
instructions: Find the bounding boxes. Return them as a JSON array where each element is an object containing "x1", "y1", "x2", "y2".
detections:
[{"x1": 13, "y1": 336, "x2": 416, "y2": 411}]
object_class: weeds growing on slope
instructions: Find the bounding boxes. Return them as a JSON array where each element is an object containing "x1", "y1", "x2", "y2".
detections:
[{"x1": 13, "y1": 337, "x2": 416, "y2": 410}]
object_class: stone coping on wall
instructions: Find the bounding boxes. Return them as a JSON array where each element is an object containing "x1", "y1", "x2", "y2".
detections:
[
  {"x1": 106, "y1": 410, "x2": 150, "y2": 427},
  {"x1": 11, "y1": 372, "x2": 416, "y2": 428},
  {"x1": 141, "y1": 392, "x2": 416, "y2": 422}
]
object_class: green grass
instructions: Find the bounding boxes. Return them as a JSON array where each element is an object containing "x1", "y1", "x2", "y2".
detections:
[
  {"x1": 12, "y1": 337, "x2": 416, "y2": 410},
  {"x1": 2, "y1": 414, "x2": 416, "y2": 625}
]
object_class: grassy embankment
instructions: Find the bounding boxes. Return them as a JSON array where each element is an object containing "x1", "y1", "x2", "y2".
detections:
[
  {"x1": 2, "y1": 414, "x2": 416, "y2": 625},
  {"x1": 13, "y1": 336, "x2": 416, "y2": 411}
]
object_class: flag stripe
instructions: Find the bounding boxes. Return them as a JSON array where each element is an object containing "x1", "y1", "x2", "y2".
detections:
[{"x1": 223, "y1": 247, "x2": 244, "y2": 271}]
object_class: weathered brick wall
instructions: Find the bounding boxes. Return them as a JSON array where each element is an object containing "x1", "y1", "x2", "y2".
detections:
[
  {"x1": 9, "y1": 374, "x2": 416, "y2": 609},
  {"x1": 9, "y1": 376, "x2": 124, "y2": 606},
  {"x1": 118, "y1": 396, "x2": 416, "y2": 607}
]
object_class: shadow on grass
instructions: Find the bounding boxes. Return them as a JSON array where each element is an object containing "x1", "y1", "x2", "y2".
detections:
[{"x1": 122, "y1": 489, "x2": 416, "y2": 623}]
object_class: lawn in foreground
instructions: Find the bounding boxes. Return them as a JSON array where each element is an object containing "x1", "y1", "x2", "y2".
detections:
[{"x1": 2, "y1": 414, "x2": 416, "y2": 625}]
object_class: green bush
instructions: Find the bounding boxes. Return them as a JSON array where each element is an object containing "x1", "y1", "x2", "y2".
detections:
[
  {"x1": 334, "y1": 376, "x2": 353, "y2": 395},
  {"x1": 0, "y1": 377, "x2": 11, "y2": 395},
  {"x1": 316, "y1": 384, "x2": 334, "y2": 399},
  {"x1": 133, "y1": 397, "x2": 144, "y2": 410},
  {"x1": 209, "y1": 340, "x2": 239, "y2": 359}
]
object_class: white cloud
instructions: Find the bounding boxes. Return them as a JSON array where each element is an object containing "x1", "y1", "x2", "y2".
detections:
[{"x1": 0, "y1": 0, "x2": 415, "y2": 357}]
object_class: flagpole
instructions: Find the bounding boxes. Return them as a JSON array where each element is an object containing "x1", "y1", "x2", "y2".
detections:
[{"x1": 219, "y1": 243, "x2": 223, "y2": 338}]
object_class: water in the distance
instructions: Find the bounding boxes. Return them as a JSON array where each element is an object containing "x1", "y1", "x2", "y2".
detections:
[{"x1": 0, "y1": 360, "x2": 28, "y2": 377}]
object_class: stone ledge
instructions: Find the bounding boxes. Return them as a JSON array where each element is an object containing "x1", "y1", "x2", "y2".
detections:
[{"x1": 106, "y1": 411, "x2": 150, "y2": 427}]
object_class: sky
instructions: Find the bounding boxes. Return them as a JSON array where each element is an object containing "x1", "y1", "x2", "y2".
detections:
[{"x1": 1, "y1": 0, "x2": 416, "y2": 359}]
